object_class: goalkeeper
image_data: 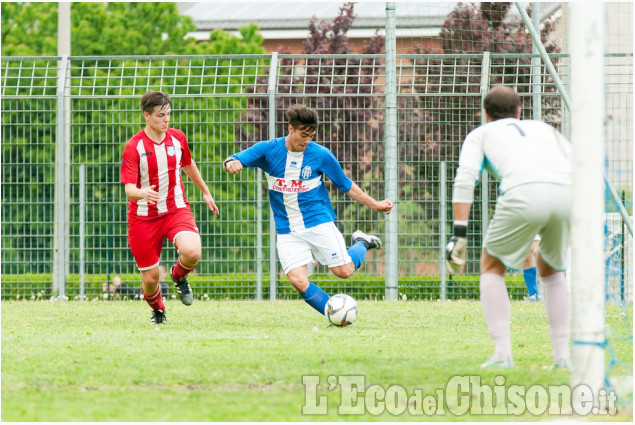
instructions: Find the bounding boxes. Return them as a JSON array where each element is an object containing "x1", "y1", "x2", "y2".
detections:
[
  {"x1": 224, "y1": 104, "x2": 393, "y2": 317},
  {"x1": 446, "y1": 86, "x2": 571, "y2": 369}
]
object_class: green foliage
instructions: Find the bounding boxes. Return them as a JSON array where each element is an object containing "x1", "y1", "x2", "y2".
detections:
[
  {"x1": 1, "y1": 272, "x2": 531, "y2": 301},
  {"x1": 191, "y1": 25, "x2": 265, "y2": 55},
  {"x1": 1, "y1": 2, "x2": 197, "y2": 56},
  {"x1": 1, "y1": 3, "x2": 269, "y2": 276},
  {"x1": 1, "y1": 2, "x2": 58, "y2": 56},
  {"x1": 1, "y1": 2, "x2": 268, "y2": 57}
]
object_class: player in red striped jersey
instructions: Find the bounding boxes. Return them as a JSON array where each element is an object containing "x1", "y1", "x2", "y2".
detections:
[{"x1": 121, "y1": 91, "x2": 219, "y2": 324}]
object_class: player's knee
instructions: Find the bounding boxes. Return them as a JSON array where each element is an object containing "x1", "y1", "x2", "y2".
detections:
[
  {"x1": 536, "y1": 254, "x2": 557, "y2": 277},
  {"x1": 179, "y1": 245, "x2": 201, "y2": 263},
  {"x1": 142, "y1": 276, "x2": 159, "y2": 287},
  {"x1": 332, "y1": 265, "x2": 354, "y2": 279}
]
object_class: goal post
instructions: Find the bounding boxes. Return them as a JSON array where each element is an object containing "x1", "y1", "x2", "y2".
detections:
[{"x1": 568, "y1": 1, "x2": 606, "y2": 403}]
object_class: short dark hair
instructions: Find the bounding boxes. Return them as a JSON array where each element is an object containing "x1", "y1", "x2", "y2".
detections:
[
  {"x1": 285, "y1": 104, "x2": 318, "y2": 130},
  {"x1": 483, "y1": 86, "x2": 521, "y2": 121},
  {"x1": 140, "y1": 91, "x2": 171, "y2": 114}
]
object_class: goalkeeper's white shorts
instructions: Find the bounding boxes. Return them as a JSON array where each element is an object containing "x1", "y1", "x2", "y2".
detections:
[
  {"x1": 277, "y1": 221, "x2": 352, "y2": 275},
  {"x1": 484, "y1": 182, "x2": 571, "y2": 272}
]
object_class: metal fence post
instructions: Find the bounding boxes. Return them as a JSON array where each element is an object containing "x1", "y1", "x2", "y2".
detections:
[
  {"x1": 53, "y1": 55, "x2": 69, "y2": 300},
  {"x1": 480, "y1": 52, "x2": 491, "y2": 237},
  {"x1": 532, "y1": 2, "x2": 542, "y2": 121},
  {"x1": 256, "y1": 165, "x2": 263, "y2": 300},
  {"x1": 439, "y1": 162, "x2": 447, "y2": 301},
  {"x1": 384, "y1": 3, "x2": 399, "y2": 301},
  {"x1": 267, "y1": 52, "x2": 279, "y2": 301},
  {"x1": 79, "y1": 164, "x2": 85, "y2": 301}
]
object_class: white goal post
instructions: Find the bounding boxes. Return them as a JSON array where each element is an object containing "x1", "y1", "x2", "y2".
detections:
[{"x1": 568, "y1": 2, "x2": 606, "y2": 404}]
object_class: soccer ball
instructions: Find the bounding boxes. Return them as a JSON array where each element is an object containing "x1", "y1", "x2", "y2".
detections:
[{"x1": 324, "y1": 294, "x2": 358, "y2": 326}]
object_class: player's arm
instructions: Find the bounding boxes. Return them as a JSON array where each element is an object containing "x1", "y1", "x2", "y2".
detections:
[
  {"x1": 345, "y1": 182, "x2": 394, "y2": 215},
  {"x1": 124, "y1": 183, "x2": 160, "y2": 205},
  {"x1": 319, "y1": 148, "x2": 393, "y2": 214},
  {"x1": 223, "y1": 140, "x2": 271, "y2": 174},
  {"x1": 182, "y1": 161, "x2": 220, "y2": 217},
  {"x1": 446, "y1": 130, "x2": 483, "y2": 272},
  {"x1": 121, "y1": 144, "x2": 159, "y2": 203},
  {"x1": 222, "y1": 157, "x2": 243, "y2": 174}
]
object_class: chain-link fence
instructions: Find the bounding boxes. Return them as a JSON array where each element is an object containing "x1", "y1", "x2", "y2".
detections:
[{"x1": 2, "y1": 52, "x2": 632, "y2": 301}]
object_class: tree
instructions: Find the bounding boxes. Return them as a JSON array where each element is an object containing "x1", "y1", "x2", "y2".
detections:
[
  {"x1": 1, "y1": 3, "x2": 268, "y2": 277},
  {"x1": 404, "y1": 2, "x2": 561, "y2": 273},
  {"x1": 407, "y1": 2, "x2": 561, "y2": 151},
  {"x1": 238, "y1": 2, "x2": 385, "y2": 206},
  {"x1": 1, "y1": 2, "x2": 198, "y2": 56}
]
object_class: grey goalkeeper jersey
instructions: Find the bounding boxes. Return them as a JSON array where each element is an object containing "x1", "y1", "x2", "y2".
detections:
[{"x1": 453, "y1": 118, "x2": 572, "y2": 204}]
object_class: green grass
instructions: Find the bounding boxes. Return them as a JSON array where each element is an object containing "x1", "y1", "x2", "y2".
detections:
[{"x1": 1, "y1": 300, "x2": 632, "y2": 421}]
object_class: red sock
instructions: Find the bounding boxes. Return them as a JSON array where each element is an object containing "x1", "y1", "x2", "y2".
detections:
[
  {"x1": 171, "y1": 257, "x2": 196, "y2": 282},
  {"x1": 143, "y1": 286, "x2": 165, "y2": 311}
]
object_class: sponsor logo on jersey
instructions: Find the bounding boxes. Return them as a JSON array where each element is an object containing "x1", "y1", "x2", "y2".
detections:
[
  {"x1": 301, "y1": 166, "x2": 312, "y2": 179},
  {"x1": 140, "y1": 152, "x2": 153, "y2": 158},
  {"x1": 167, "y1": 146, "x2": 176, "y2": 157},
  {"x1": 290, "y1": 160, "x2": 299, "y2": 168},
  {"x1": 272, "y1": 178, "x2": 310, "y2": 193}
]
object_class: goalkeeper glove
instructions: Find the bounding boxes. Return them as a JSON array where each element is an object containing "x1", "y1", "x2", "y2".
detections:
[{"x1": 446, "y1": 223, "x2": 467, "y2": 273}]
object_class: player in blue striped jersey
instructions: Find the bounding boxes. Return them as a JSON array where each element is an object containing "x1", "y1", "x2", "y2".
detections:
[{"x1": 224, "y1": 104, "x2": 393, "y2": 317}]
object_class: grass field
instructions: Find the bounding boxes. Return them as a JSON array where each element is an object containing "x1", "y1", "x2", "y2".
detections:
[{"x1": 1, "y1": 299, "x2": 632, "y2": 421}]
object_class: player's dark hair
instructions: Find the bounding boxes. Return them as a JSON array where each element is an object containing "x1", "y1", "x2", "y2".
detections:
[
  {"x1": 484, "y1": 85, "x2": 521, "y2": 121},
  {"x1": 285, "y1": 104, "x2": 318, "y2": 130},
  {"x1": 140, "y1": 91, "x2": 171, "y2": 114}
]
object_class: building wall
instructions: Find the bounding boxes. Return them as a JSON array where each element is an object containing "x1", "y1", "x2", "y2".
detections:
[{"x1": 262, "y1": 37, "x2": 440, "y2": 54}]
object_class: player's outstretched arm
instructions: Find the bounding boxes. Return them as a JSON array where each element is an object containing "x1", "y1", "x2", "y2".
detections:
[
  {"x1": 345, "y1": 182, "x2": 394, "y2": 215},
  {"x1": 222, "y1": 158, "x2": 243, "y2": 174},
  {"x1": 182, "y1": 161, "x2": 220, "y2": 217}
]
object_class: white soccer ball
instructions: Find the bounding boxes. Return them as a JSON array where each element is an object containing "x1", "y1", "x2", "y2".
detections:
[{"x1": 324, "y1": 294, "x2": 358, "y2": 326}]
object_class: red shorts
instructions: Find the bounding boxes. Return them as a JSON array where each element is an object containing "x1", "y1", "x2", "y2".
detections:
[{"x1": 128, "y1": 208, "x2": 199, "y2": 270}]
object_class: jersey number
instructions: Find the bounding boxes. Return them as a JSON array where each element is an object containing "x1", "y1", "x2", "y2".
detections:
[{"x1": 507, "y1": 122, "x2": 526, "y2": 136}]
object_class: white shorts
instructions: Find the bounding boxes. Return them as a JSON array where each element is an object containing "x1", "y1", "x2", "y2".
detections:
[
  {"x1": 484, "y1": 183, "x2": 571, "y2": 271},
  {"x1": 277, "y1": 222, "x2": 352, "y2": 275}
]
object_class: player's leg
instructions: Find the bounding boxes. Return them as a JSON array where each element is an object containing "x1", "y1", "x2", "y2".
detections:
[
  {"x1": 287, "y1": 265, "x2": 330, "y2": 315},
  {"x1": 479, "y1": 189, "x2": 540, "y2": 368},
  {"x1": 479, "y1": 250, "x2": 513, "y2": 368},
  {"x1": 166, "y1": 208, "x2": 201, "y2": 306},
  {"x1": 346, "y1": 229, "x2": 382, "y2": 271},
  {"x1": 140, "y1": 266, "x2": 167, "y2": 324},
  {"x1": 536, "y1": 255, "x2": 570, "y2": 369},
  {"x1": 522, "y1": 238, "x2": 540, "y2": 301},
  {"x1": 128, "y1": 217, "x2": 167, "y2": 324},
  {"x1": 314, "y1": 225, "x2": 382, "y2": 279},
  {"x1": 278, "y1": 232, "x2": 330, "y2": 315},
  {"x1": 535, "y1": 189, "x2": 571, "y2": 369},
  {"x1": 172, "y1": 232, "x2": 202, "y2": 278}
]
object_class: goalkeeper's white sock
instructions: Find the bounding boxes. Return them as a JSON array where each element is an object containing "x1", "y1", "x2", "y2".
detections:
[
  {"x1": 542, "y1": 272, "x2": 571, "y2": 362},
  {"x1": 480, "y1": 273, "x2": 512, "y2": 357}
]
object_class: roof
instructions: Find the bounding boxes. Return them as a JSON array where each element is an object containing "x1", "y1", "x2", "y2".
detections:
[
  {"x1": 179, "y1": 2, "x2": 453, "y2": 29},
  {"x1": 178, "y1": 2, "x2": 560, "y2": 40}
]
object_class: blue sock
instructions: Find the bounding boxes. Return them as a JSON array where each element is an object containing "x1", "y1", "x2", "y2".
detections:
[
  {"x1": 523, "y1": 267, "x2": 538, "y2": 298},
  {"x1": 347, "y1": 241, "x2": 368, "y2": 270},
  {"x1": 300, "y1": 282, "x2": 330, "y2": 315}
]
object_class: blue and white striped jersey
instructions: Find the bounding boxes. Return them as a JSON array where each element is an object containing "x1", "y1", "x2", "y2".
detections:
[{"x1": 231, "y1": 137, "x2": 353, "y2": 234}]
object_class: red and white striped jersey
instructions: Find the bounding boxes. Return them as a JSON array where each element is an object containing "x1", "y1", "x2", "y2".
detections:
[{"x1": 121, "y1": 128, "x2": 193, "y2": 217}]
